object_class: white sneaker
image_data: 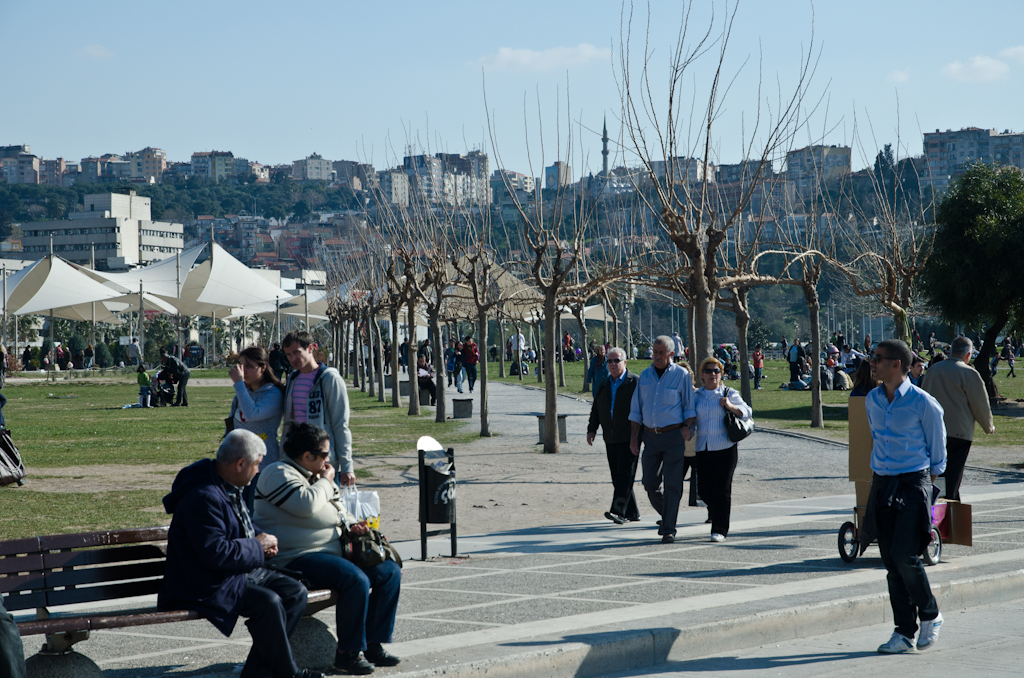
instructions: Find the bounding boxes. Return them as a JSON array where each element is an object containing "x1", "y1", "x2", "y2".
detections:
[
  {"x1": 710, "y1": 533, "x2": 726, "y2": 543},
  {"x1": 877, "y1": 632, "x2": 914, "y2": 654},
  {"x1": 917, "y1": 612, "x2": 943, "y2": 650}
]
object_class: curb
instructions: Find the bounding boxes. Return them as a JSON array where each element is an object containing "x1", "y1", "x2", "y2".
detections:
[{"x1": 390, "y1": 568, "x2": 1024, "y2": 678}]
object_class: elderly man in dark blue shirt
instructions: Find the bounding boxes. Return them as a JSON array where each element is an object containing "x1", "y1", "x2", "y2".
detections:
[
  {"x1": 864, "y1": 339, "x2": 946, "y2": 655},
  {"x1": 159, "y1": 430, "x2": 322, "y2": 678},
  {"x1": 628, "y1": 335, "x2": 696, "y2": 543}
]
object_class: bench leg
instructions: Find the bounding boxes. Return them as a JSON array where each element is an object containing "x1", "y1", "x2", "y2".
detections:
[
  {"x1": 289, "y1": 616, "x2": 337, "y2": 671},
  {"x1": 25, "y1": 650, "x2": 102, "y2": 678}
]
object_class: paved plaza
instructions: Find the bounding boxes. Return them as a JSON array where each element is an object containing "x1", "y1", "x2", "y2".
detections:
[{"x1": 14, "y1": 381, "x2": 1024, "y2": 677}]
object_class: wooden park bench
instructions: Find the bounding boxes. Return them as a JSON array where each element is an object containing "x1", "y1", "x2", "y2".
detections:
[{"x1": 0, "y1": 526, "x2": 337, "y2": 674}]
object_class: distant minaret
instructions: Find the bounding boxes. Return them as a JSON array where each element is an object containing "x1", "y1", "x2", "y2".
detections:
[{"x1": 601, "y1": 116, "x2": 609, "y2": 175}]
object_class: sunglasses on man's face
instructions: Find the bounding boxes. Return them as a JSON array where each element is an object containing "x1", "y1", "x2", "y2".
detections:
[
  {"x1": 870, "y1": 354, "x2": 895, "y2": 364},
  {"x1": 607, "y1": 358, "x2": 623, "y2": 364}
]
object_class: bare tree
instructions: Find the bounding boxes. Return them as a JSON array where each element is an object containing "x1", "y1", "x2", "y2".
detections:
[{"x1": 617, "y1": 1, "x2": 822, "y2": 362}]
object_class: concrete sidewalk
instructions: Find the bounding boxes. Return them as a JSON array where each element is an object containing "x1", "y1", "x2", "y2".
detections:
[{"x1": 18, "y1": 481, "x2": 1024, "y2": 677}]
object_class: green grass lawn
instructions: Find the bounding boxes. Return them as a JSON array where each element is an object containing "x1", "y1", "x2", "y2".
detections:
[{"x1": 0, "y1": 378, "x2": 471, "y2": 540}]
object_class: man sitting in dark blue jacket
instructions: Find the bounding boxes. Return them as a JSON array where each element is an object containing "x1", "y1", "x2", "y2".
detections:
[{"x1": 159, "y1": 430, "x2": 322, "y2": 678}]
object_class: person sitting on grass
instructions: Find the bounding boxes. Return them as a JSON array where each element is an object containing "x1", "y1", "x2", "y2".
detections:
[
  {"x1": 254, "y1": 423, "x2": 402, "y2": 675},
  {"x1": 416, "y1": 356, "x2": 436, "y2": 405}
]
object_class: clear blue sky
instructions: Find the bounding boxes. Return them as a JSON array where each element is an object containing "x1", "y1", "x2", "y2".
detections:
[{"x1": 2, "y1": 1, "x2": 1023, "y2": 178}]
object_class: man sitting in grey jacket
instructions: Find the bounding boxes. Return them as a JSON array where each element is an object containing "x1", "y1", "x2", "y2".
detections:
[{"x1": 281, "y1": 331, "x2": 354, "y2": 486}]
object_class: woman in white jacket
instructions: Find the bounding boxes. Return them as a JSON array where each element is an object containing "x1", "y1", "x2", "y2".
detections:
[
  {"x1": 693, "y1": 357, "x2": 753, "y2": 543},
  {"x1": 254, "y1": 423, "x2": 401, "y2": 675}
]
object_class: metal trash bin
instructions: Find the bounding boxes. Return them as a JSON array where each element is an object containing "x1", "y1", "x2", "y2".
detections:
[{"x1": 418, "y1": 436, "x2": 457, "y2": 559}]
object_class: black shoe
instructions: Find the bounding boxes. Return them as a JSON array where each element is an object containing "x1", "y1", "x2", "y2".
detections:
[
  {"x1": 294, "y1": 670, "x2": 325, "y2": 678},
  {"x1": 626, "y1": 516, "x2": 641, "y2": 522},
  {"x1": 364, "y1": 644, "x2": 401, "y2": 667},
  {"x1": 334, "y1": 650, "x2": 375, "y2": 675},
  {"x1": 661, "y1": 534, "x2": 675, "y2": 544},
  {"x1": 604, "y1": 511, "x2": 626, "y2": 525}
]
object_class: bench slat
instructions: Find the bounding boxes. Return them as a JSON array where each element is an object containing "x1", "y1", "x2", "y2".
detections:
[
  {"x1": 47, "y1": 579, "x2": 162, "y2": 607},
  {"x1": 0, "y1": 538, "x2": 40, "y2": 558},
  {"x1": 1, "y1": 590, "x2": 46, "y2": 611},
  {"x1": 17, "y1": 608, "x2": 203, "y2": 636},
  {"x1": 0, "y1": 554, "x2": 43, "y2": 576},
  {"x1": 43, "y1": 544, "x2": 167, "y2": 570},
  {"x1": 46, "y1": 561, "x2": 166, "y2": 589},
  {"x1": 0, "y1": 573, "x2": 46, "y2": 595},
  {"x1": 38, "y1": 527, "x2": 169, "y2": 552}
]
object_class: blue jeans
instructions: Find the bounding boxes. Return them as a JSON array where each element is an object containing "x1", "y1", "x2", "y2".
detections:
[
  {"x1": 288, "y1": 552, "x2": 401, "y2": 652},
  {"x1": 455, "y1": 366, "x2": 465, "y2": 392},
  {"x1": 753, "y1": 367, "x2": 762, "y2": 388},
  {"x1": 465, "y1": 364, "x2": 477, "y2": 391}
]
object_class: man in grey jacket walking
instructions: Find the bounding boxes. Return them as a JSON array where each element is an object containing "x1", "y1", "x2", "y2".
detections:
[{"x1": 281, "y1": 331, "x2": 354, "y2": 486}]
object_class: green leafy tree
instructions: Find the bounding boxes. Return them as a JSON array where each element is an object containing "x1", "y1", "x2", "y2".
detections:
[
  {"x1": 921, "y1": 162, "x2": 1024, "y2": 397},
  {"x1": 95, "y1": 342, "x2": 112, "y2": 367}
]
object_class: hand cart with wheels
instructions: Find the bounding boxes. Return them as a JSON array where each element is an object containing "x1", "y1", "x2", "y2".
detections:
[{"x1": 836, "y1": 502, "x2": 943, "y2": 566}]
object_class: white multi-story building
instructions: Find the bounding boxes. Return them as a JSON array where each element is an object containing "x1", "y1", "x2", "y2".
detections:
[
  {"x1": 784, "y1": 145, "x2": 851, "y2": 197},
  {"x1": 922, "y1": 127, "x2": 1024, "y2": 192},
  {"x1": 292, "y1": 153, "x2": 335, "y2": 182},
  {"x1": 376, "y1": 169, "x2": 409, "y2": 206},
  {"x1": 648, "y1": 157, "x2": 715, "y2": 185},
  {"x1": 20, "y1": 192, "x2": 183, "y2": 270}
]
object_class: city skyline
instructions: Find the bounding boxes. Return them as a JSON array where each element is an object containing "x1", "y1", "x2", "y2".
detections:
[{"x1": 3, "y1": 1, "x2": 1024, "y2": 177}]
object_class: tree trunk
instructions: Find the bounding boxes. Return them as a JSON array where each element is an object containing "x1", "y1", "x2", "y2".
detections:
[
  {"x1": 341, "y1": 320, "x2": 348, "y2": 379},
  {"x1": 389, "y1": 307, "x2": 401, "y2": 408},
  {"x1": 365, "y1": 313, "x2": 375, "y2": 398},
  {"x1": 975, "y1": 308, "x2": 1007, "y2": 399},
  {"x1": 805, "y1": 286, "x2": 823, "y2": 428},
  {"x1": 556, "y1": 312, "x2": 566, "y2": 388},
  {"x1": 515, "y1": 320, "x2": 524, "y2": 381},
  {"x1": 478, "y1": 309, "x2": 491, "y2": 436},
  {"x1": 429, "y1": 309, "x2": 446, "y2": 422},
  {"x1": 536, "y1": 321, "x2": 543, "y2": 383},
  {"x1": 498, "y1": 318, "x2": 506, "y2": 378},
  {"x1": 605, "y1": 290, "x2": 619, "y2": 347},
  {"x1": 373, "y1": 313, "x2": 385, "y2": 403},
  {"x1": 693, "y1": 293, "x2": 715, "y2": 364},
  {"x1": 576, "y1": 308, "x2": 588, "y2": 392},
  {"x1": 734, "y1": 289, "x2": 752, "y2": 407},
  {"x1": 686, "y1": 303, "x2": 696, "y2": 365},
  {"x1": 408, "y1": 302, "x2": 420, "y2": 416},
  {"x1": 542, "y1": 293, "x2": 559, "y2": 453}
]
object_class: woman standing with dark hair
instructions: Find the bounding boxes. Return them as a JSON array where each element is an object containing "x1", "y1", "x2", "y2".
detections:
[
  {"x1": 693, "y1": 356, "x2": 752, "y2": 543},
  {"x1": 229, "y1": 346, "x2": 285, "y2": 508}
]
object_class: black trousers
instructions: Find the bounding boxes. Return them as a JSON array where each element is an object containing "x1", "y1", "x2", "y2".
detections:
[
  {"x1": 682, "y1": 453, "x2": 702, "y2": 507},
  {"x1": 174, "y1": 374, "x2": 189, "y2": 406},
  {"x1": 605, "y1": 441, "x2": 640, "y2": 520},
  {"x1": 695, "y1": 446, "x2": 738, "y2": 536},
  {"x1": 418, "y1": 377, "x2": 436, "y2": 404},
  {"x1": 788, "y1": 361, "x2": 800, "y2": 382},
  {"x1": 941, "y1": 436, "x2": 972, "y2": 501},
  {"x1": 872, "y1": 473, "x2": 939, "y2": 639},
  {"x1": 0, "y1": 598, "x2": 25, "y2": 678},
  {"x1": 238, "y1": 569, "x2": 307, "y2": 678}
]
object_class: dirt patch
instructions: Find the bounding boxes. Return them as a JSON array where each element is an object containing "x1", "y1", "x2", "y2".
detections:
[{"x1": 25, "y1": 464, "x2": 185, "y2": 493}]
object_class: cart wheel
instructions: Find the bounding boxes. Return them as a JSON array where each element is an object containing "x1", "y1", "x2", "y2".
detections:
[
  {"x1": 923, "y1": 526, "x2": 942, "y2": 566},
  {"x1": 838, "y1": 521, "x2": 859, "y2": 563}
]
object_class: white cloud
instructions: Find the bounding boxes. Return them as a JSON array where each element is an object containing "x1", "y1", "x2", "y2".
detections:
[
  {"x1": 479, "y1": 44, "x2": 610, "y2": 72},
  {"x1": 999, "y1": 46, "x2": 1024, "y2": 64},
  {"x1": 80, "y1": 44, "x2": 115, "y2": 60},
  {"x1": 886, "y1": 70, "x2": 910, "y2": 83},
  {"x1": 942, "y1": 55, "x2": 1009, "y2": 82}
]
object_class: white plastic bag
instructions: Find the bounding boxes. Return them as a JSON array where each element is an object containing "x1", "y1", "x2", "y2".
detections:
[{"x1": 342, "y1": 484, "x2": 381, "y2": 529}]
